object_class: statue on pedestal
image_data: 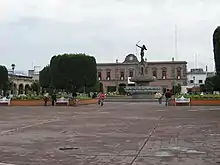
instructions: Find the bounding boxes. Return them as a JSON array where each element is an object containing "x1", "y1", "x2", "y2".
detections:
[{"x1": 136, "y1": 44, "x2": 147, "y2": 63}]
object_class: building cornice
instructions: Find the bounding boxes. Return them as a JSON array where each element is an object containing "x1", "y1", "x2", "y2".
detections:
[{"x1": 97, "y1": 61, "x2": 187, "y2": 66}]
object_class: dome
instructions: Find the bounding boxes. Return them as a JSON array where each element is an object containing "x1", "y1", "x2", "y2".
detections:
[{"x1": 123, "y1": 54, "x2": 139, "y2": 63}]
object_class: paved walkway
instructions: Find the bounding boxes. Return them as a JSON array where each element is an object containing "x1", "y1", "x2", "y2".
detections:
[{"x1": 0, "y1": 103, "x2": 220, "y2": 164}]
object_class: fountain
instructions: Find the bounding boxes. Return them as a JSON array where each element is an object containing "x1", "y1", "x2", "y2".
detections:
[
  {"x1": 125, "y1": 66, "x2": 162, "y2": 99},
  {"x1": 124, "y1": 44, "x2": 162, "y2": 99}
]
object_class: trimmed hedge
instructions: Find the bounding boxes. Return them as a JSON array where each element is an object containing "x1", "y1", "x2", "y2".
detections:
[
  {"x1": 176, "y1": 94, "x2": 220, "y2": 100},
  {"x1": 11, "y1": 93, "x2": 91, "y2": 100}
]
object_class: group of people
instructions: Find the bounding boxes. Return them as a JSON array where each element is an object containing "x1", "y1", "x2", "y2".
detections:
[
  {"x1": 43, "y1": 93, "x2": 57, "y2": 106},
  {"x1": 155, "y1": 89, "x2": 173, "y2": 106},
  {"x1": 43, "y1": 90, "x2": 172, "y2": 107}
]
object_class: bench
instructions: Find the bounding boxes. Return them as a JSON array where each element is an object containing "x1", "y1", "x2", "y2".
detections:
[
  {"x1": 56, "y1": 97, "x2": 69, "y2": 106},
  {"x1": 175, "y1": 96, "x2": 190, "y2": 106},
  {"x1": 0, "y1": 98, "x2": 11, "y2": 106}
]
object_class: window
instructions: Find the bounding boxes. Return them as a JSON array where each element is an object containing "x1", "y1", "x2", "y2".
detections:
[
  {"x1": 199, "y1": 80, "x2": 203, "y2": 84},
  {"x1": 162, "y1": 70, "x2": 166, "y2": 79},
  {"x1": 153, "y1": 70, "x2": 157, "y2": 78},
  {"x1": 120, "y1": 72, "x2": 124, "y2": 80},
  {"x1": 106, "y1": 71, "x2": 111, "y2": 80},
  {"x1": 177, "y1": 69, "x2": 181, "y2": 79},
  {"x1": 129, "y1": 71, "x2": 133, "y2": 77},
  {"x1": 141, "y1": 67, "x2": 144, "y2": 75},
  {"x1": 190, "y1": 80, "x2": 194, "y2": 84},
  {"x1": 98, "y1": 72, "x2": 102, "y2": 80}
]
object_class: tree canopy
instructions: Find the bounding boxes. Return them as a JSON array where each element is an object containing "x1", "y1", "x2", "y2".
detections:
[
  {"x1": 0, "y1": 65, "x2": 8, "y2": 91},
  {"x1": 213, "y1": 26, "x2": 220, "y2": 75},
  {"x1": 205, "y1": 75, "x2": 220, "y2": 92},
  {"x1": 31, "y1": 81, "x2": 41, "y2": 95},
  {"x1": 49, "y1": 53, "x2": 97, "y2": 91},
  {"x1": 204, "y1": 26, "x2": 220, "y2": 93},
  {"x1": 39, "y1": 65, "x2": 51, "y2": 89}
]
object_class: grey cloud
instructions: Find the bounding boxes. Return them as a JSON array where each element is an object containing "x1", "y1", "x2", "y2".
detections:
[{"x1": 0, "y1": 0, "x2": 220, "y2": 71}]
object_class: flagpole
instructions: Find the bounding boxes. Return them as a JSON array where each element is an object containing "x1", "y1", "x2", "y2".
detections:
[{"x1": 175, "y1": 25, "x2": 178, "y2": 60}]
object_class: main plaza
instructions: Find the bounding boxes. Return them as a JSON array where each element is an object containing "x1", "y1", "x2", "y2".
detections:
[{"x1": 0, "y1": 103, "x2": 220, "y2": 165}]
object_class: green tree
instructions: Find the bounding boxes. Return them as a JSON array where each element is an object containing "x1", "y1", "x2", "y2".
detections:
[
  {"x1": 200, "y1": 84, "x2": 206, "y2": 92},
  {"x1": 0, "y1": 65, "x2": 8, "y2": 96},
  {"x1": 205, "y1": 75, "x2": 220, "y2": 93},
  {"x1": 205, "y1": 77, "x2": 214, "y2": 93},
  {"x1": 176, "y1": 84, "x2": 181, "y2": 95},
  {"x1": 39, "y1": 65, "x2": 51, "y2": 89},
  {"x1": 31, "y1": 81, "x2": 41, "y2": 95},
  {"x1": 213, "y1": 26, "x2": 220, "y2": 75},
  {"x1": 50, "y1": 53, "x2": 97, "y2": 92},
  {"x1": 84, "y1": 81, "x2": 101, "y2": 93}
]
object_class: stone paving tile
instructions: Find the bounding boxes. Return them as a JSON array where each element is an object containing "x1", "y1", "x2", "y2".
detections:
[
  {"x1": 0, "y1": 104, "x2": 220, "y2": 164},
  {"x1": 133, "y1": 157, "x2": 219, "y2": 165}
]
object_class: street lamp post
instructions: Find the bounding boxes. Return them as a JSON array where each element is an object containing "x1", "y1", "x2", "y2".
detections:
[
  {"x1": 193, "y1": 76, "x2": 195, "y2": 87},
  {"x1": 11, "y1": 64, "x2": 16, "y2": 95},
  {"x1": 172, "y1": 57, "x2": 176, "y2": 94}
]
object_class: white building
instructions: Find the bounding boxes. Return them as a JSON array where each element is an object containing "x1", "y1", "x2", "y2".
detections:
[
  {"x1": 28, "y1": 66, "x2": 41, "y2": 81},
  {"x1": 187, "y1": 68, "x2": 215, "y2": 87},
  {"x1": 28, "y1": 69, "x2": 39, "y2": 81}
]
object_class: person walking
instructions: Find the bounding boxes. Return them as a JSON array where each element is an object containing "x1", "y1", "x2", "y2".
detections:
[
  {"x1": 43, "y1": 93, "x2": 49, "y2": 106},
  {"x1": 98, "y1": 92, "x2": 105, "y2": 106},
  {"x1": 165, "y1": 89, "x2": 172, "y2": 106}
]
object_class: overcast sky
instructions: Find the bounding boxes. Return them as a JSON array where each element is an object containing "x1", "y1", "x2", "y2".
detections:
[{"x1": 0, "y1": 0, "x2": 219, "y2": 72}]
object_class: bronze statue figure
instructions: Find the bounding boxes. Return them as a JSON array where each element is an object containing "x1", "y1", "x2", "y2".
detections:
[{"x1": 136, "y1": 44, "x2": 147, "y2": 63}]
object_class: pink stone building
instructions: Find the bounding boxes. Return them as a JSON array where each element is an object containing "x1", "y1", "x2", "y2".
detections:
[{"x1": 97, "y1": 54, "x2": 187, "y2": 93}]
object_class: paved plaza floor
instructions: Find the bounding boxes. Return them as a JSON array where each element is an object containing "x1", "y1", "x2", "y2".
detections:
[{"x1": 0, "y1": 103, "x2": 220, "y2": 165}]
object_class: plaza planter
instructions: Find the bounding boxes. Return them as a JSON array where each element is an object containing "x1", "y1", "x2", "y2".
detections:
[
  {"x1": 190, "y1": 100, "x2": 220, "y2": 106},
  {"x1": 11, "y1": 100, "x2": 49, "y2": 106},
  {"x1": 170, "y1": 99, "x2": 220, "y2": 106},
  {"x1": 78, "y1": 99, "x2": 97, "y2": 105}
]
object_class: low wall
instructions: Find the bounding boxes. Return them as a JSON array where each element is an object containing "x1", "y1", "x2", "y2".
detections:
[
  {"x1": 170, "y1": 99, "x2": 220, "y2": 106},
  {"x1": 105, "y1": 98, "x2": 158, "y2": 102}
]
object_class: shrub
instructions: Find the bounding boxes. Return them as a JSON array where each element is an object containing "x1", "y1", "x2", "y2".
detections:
[{"x1": 176, "y1": 94, "x2": 220, "y2": 100}]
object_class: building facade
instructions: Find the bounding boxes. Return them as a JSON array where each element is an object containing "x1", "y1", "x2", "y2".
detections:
[
  {"x1": 187, "y1": 68, "x2": 215, "y2": 87},
  {"x1": 9, "y1": 74, "x2": 34, "y2": 95},
  {"x1": 97, "y1": 54, "x2": 187, "y2": 93},
  {"x1": 28, "y1": 69, "x2": 39, "y2": 81}
]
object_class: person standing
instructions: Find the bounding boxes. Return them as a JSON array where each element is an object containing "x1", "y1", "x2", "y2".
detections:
[
  {"x1": 51, "y1": 93, "x2": 57, "y2": 106},
  {"x1": 155, "y1": 92, "x2": 162, "y2": 104},
  {"x1": 165, "y1": 89, "x2": 172, "y2": 106}
]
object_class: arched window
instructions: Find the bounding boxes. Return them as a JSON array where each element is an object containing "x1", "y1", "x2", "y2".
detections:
[
  {"x1": 152, "y1": 67, "x2": 157, "y2": 78},
  {"x1": 98, "y1": 72, "x2": 102, "y2": 80},
  {"x1": 120, "y1": 71, "x2": 124, "y2": 80},
  {"x1": 177, "y1": 67, "x2": 181, "y2": 79},
  {"x1": 106, "y1": 70, "x2": 111, "y2": 80},
  {"x1": 153, "y1": 71, "x2": 157, "y2": 78},
  {"x1": 141, "y1": 67, "x2": 144, "y2": 75},
  {"x1": 161, "y1": 67, "x2": 167, "y2": 79},
  {"x1": 129, "y1": 70, "x2": 133, "y2": 77}
]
